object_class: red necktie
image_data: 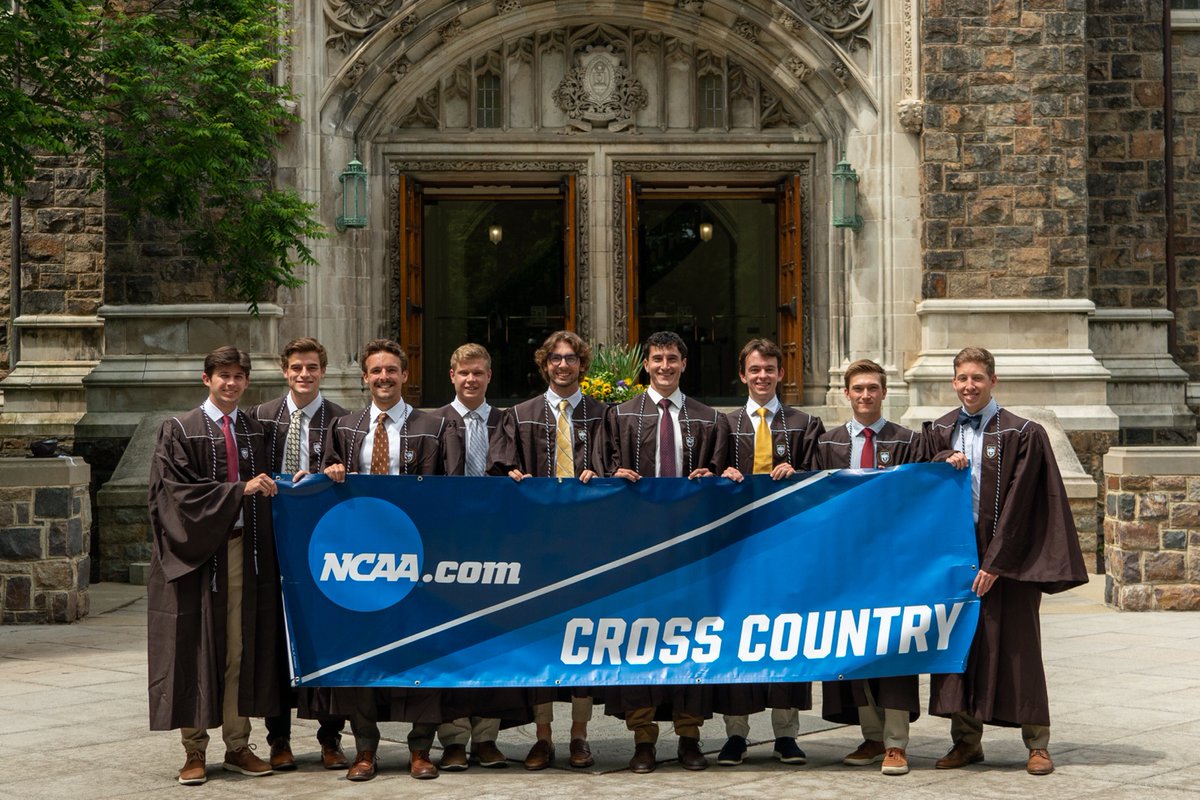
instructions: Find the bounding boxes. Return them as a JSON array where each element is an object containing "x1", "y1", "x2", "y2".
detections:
[
  {"x1": 860, "y1": 427, "x2": 874, "y2": 469},
  {"x1": 221, "y1": 415, "x2": 239, "y2": 482},
  {"x1": 658, "y1": 398, "x2": 677, "y2": 477}
]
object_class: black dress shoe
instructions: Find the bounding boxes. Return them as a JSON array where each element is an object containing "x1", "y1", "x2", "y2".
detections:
[{"x1": 629, "y1": 742, "x2": 656, "y2": 774}]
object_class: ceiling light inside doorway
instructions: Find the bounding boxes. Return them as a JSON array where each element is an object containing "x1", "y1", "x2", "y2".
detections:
[
  {"x1": 699, "y1": 222, "x2": 713, "y2": 242},
  {"x1": 489, "y1": 224, "x2": 503, "y2": 244}
]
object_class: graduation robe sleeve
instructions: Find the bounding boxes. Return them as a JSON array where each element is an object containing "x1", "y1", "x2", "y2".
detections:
[{"x1": 148, "y1": 417, "x2": 246, "y2": 582}]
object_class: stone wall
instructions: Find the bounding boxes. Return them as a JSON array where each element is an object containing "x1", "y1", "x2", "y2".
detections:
[
  {"x1": 1086, "y1": 1, "x2": 1168, "y2": 310},
  {"x1": 1104, "y1": 447, "x2": 1200, "y2": 610},
  {"x1": 103, "y1": 203, "x2": 226, "y2": 305},
  {"x1": 0, "y1": 457, "x2": 91, "y2": 623},
  {"x1": 1172, "y1": 25, "x2": 1200, "y2": 379},
  {"x1": 920, "y1": 0, "x2": 1089, "y2": 300}
]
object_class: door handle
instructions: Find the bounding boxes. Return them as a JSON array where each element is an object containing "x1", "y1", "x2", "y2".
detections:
[
  {"x1": 778, "y1": 296, "x2": 797, "y2": 317},
  {"x1": 407, "y1": 299, "x2": 424, "y2": 316}
]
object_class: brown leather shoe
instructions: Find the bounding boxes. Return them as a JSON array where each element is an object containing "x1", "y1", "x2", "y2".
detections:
[
  {"x1": 472, "y1": 740, "x2": 508, "y2": 768},
  {"x1": 440, "y1": 743, "x2": 469, "y2": 771},
  {"x1": 629, "y1": 742, "x2": 657, "y2": 773},
  {"x1": 222, "y1": 745, "x2": 273, "y2": 777},
  {"x1": 523, "y1": 739, "x2": 555, "y2": 770},
  {"x1": 178, "y1": 751, "x2": 207, "y2": 785},
  {"x1": 843, "y1": 739, "x2": 886, "y2": 766},
  {"x1": 409, "y1": 749, "x2": 439, "y2": 779},
  {"x1": 346, "y1": 750, "x2": 376, "y2": 781},
  {"x1": 569, "y1": 738, "x2": 594, "y2": 768},
  {"x1": 269, "y1": 738, "x2": 297, "y2": 772},
  {"x1": 677, "y1": 736, "x2": 708, "y2": 770},
  {"x1": 320, "y1": 737, "x2": 349, "y2": 770},
  {"x1": 882, "y1": 747, "x2": 909, "y2": 775},
  {"x1": 1027, "y1": 748, "x2": 1054, "y2": 775},
  {"x1": 935, "y1": 742, "x2": 984, "y2": 769}
]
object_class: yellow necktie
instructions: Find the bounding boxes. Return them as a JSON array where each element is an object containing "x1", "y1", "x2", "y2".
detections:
[
  {"x1": 554, "y1": 399, "x2": 573, "y2": 478},
  {"x1": 753, "y1": 407, "x2": 773, "y2": 474}
]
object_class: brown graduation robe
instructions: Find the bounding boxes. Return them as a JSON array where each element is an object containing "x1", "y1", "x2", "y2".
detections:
[
  {"x1": 488, "y1": 393, "x2": 607, "y2": 478},
  {"x1": 251, "y1": 394, "x2": 348, "y2": 476},
  {"x1": 147, "y1": 407, "x2": 286, "y2": 730},
  {"x1": 600, "y1": 392, "x2": 721, "y2": 721},
  {"x1": 922, "y1": 407, "x2": 1088, "y2": 727},
  {"x1": 708, "y1": 403, "x2": 826, "y2": 718},
  {"x1": 434, "y1": 403, "x2": 504, "y2": 477},
  {"x1": 814, "y1": 420, "x2": 924, "y2": 725},
  {"x1": 301, "y1": 405, "x2": 469, "y2": 724}
]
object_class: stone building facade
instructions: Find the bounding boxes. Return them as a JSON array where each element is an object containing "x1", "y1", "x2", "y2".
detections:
[{"x1": 1, "y1": 1, "x2": 1198, "y2": 583}]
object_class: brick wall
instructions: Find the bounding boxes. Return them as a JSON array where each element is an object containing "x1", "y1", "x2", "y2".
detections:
[
  {"x1": 1172, "y1": 27, "x2": 1200, "y2": 379},
  {"x1": 921, "y1": 0, "x2": 1089, "y2": 300},
  {"x1": 104, "y1": 200, "x2": 227, "y2": 305},
  {"x1": 1086, "y1": 2, "x2": 1168, "y2": 311}
]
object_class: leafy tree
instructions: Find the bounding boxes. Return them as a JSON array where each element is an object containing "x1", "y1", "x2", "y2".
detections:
[{"x1": 0, "y1": 0, "x2": 324, "y2": 307}]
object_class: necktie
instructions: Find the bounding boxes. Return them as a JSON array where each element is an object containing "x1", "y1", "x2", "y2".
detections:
[
  {"x1": 221, "y1": 415, "x2": 239, "y2": 482},
  {"x1": 554, "y1": 399, "x2": 573, "y2": 478},
  {"x1": 753, "y1": 407, "x2": 773, "y2": 474},
  {"x1": 282, "y1": 408, "x2": 303, "y2": 475},
  {"x1": 658, "y1": 398, "x2": 677, "y2": 477},
  {"x1": 466, "y1": 410, "x2": 487, "y2": 477},
  {"x1": 957, "y1": 410, "x2": 983, "y2": 430},
  {"x1": 370, "y1": 413, "x2": 390, "y2": 475},
  {"x1": 860, "y1": 426, "x2": 874, "y2": 469}
]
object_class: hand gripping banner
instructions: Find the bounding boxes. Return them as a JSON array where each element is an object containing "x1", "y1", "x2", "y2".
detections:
[{"x1": 272, "y1": 463, "x2": 980, "y2": 688}]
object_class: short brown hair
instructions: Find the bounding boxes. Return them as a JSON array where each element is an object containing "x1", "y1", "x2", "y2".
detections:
[
  {"x1": 280, "y1": 337, "x2": 327, "y2": 369},
  {"x1": 843, "y1": 358, "x2": 887, "y2": 389},
  {"x1": 450, "y1": 343, "x2": 491, "y2": 370},
  {"x1": 645, "y1": 330, "x2": 687, "y2": 359},
  {"x1": 204, "y1": 345, "x2": 250, "y2": 377},
  {"x1": 953, "y1": 347, "x2": 995, "y2": 376},
  {"x1": 359, "y1": 338, "x2": 407, "y2": 373},
  {"x1": 534, "y1": 331, "x2": 592, "y2": 382},
  {"x1": 738, "y1": 338, "x2": 783, "y2": 374}
]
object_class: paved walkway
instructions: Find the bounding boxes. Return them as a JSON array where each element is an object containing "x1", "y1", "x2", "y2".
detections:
[{"x1": 1, "y1": 579, "x2": 1198, "y2": 799}]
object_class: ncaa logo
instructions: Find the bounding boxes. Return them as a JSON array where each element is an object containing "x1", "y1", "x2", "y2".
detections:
[{"x1": 307, "y1": 497, "x2": 424, "y2": 612}]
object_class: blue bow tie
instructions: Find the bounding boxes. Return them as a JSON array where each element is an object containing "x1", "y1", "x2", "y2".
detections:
[{"x1": 957, "y1": 410, "x2": 983, "y2": 430}]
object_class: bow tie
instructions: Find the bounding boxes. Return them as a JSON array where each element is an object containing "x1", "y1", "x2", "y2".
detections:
[{"x1": 957, "y1": 410, "x2": 983, "y2": 430}]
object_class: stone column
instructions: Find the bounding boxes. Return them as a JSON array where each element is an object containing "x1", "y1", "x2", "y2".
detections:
[
  {"x1": 1104, "y1": 447, "x2": 1200, "y2": 611},
  {"x1": 0, "y1": 456, "x2": 91, "y2": 623}
]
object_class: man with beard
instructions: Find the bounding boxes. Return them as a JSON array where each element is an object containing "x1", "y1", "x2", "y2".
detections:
[
  {"x1": 489, "y1": 330, "x2": 606, "y2": 771},
  {"x1": 249, "y1": 337, "x2": 350, "y2": 772},
  {"x1": 922, "y1": 347, "x2": 1087, "y2": 776},
  {"x1": 317, "y1": 338, "x2": 454, "y2": 782},
  {"x1": 147, "y1": 346, "x2": 282, "y2": 785},
  {"x1": 604, "y1": 330, "x2": 721, "y2": 773},
  {"x1": 814, "y1": 358, "x2": 923, "y2": 777},
  {"x1": 711, "y1": 338, "x2": 824, "y2": 769}
]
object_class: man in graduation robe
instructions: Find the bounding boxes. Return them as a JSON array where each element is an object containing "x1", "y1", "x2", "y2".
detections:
[
  {"x1": 249, "y1": 336, "x2": 349, "y2": 772},
  {"x1": 922, "y1": 346, "x2": 1088, "y2": 776},
  {"x1": 488, "y1": 330, "x2": 606, "y2": 770},
  {"x1": 814, "y1": 358, "x2": 923, "y2": 777},
  {"x1": 603, "y1": 330, "x2": 721, "y2": 774},
  {"x1": 710, "y1": 338, "x2": 824, "y2": 769},
  {"x1": 314, "y1": 338, "x2": 458, "y2": 781},
  {"x1": 147, "y1": 346, "x2": 283, "y2": 786},
  {"x1": 430, "y1": 342, "x2": 521, "y2": 771}
]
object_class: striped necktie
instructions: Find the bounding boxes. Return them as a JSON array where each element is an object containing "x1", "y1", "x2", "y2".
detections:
[
  {"x1": 465, "y1": 410, "x2": 487, "y2": 477},
  {"x1": 554, "y1": 399, "x2": 573, "y2": 478}
]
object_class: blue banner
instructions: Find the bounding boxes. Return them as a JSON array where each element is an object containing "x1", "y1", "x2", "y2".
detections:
[{"x1": 272, "y1": 464, "x2": 980, "y2": 688}]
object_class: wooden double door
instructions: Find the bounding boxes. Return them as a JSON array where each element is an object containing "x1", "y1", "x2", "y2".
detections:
[{"x1": 399, "y1": 174, "x2": 802, "y2": 407}]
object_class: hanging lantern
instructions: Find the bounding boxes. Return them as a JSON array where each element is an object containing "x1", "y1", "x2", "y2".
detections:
[
  {"x1": 335, "y1": 155, "x2": 368, "y2": 231},
  {"x1": 488, "y1": 224, "x2": 503, "y2": 245},
  {"x1": 831, "y1": 155, "x2": 863, "y2": 232}
]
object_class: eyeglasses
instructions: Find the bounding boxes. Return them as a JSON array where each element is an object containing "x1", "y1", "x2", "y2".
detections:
[{"x1": 547, "y1": 354, "x2": 579, "y2": 366}]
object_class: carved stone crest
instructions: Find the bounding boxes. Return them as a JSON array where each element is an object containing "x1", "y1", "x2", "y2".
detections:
[
  {"x1": 553, "y1": 46, "x2": 648, "y2": 132},
  {"x1": 677, "y1": 0, "x2": 703, "y2": 12},
  {"x1": 897, "y1": 98, "x2": 924, "y2": 134}
]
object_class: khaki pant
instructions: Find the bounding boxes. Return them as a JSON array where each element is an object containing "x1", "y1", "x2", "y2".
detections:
[
  {"x1": 723, "y1": 709, "x2": 799, "y2": 740},
  {"x1": 951, "y1": 711, "x2": 1049, "y2": 750},
  {"x1": 859, "y1": 683, "x2": 910, "y2": 750},
  {"x1": 438, "y1": 717, "x2": 500, "y2": 747},
  {"x1": 625, "y1": 707, "x2": 702, "y2": 745},
  {"x1": 181, "y1": 536, "x2": 251, "y2": 755},
  {"x1": 532, "y1": 697, "x2": 593, "y2": 725}
]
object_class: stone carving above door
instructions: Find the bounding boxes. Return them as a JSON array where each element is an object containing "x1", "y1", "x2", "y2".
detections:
[{"x1": 553, "y1": 46, "x2": 648, "y2": 133}]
